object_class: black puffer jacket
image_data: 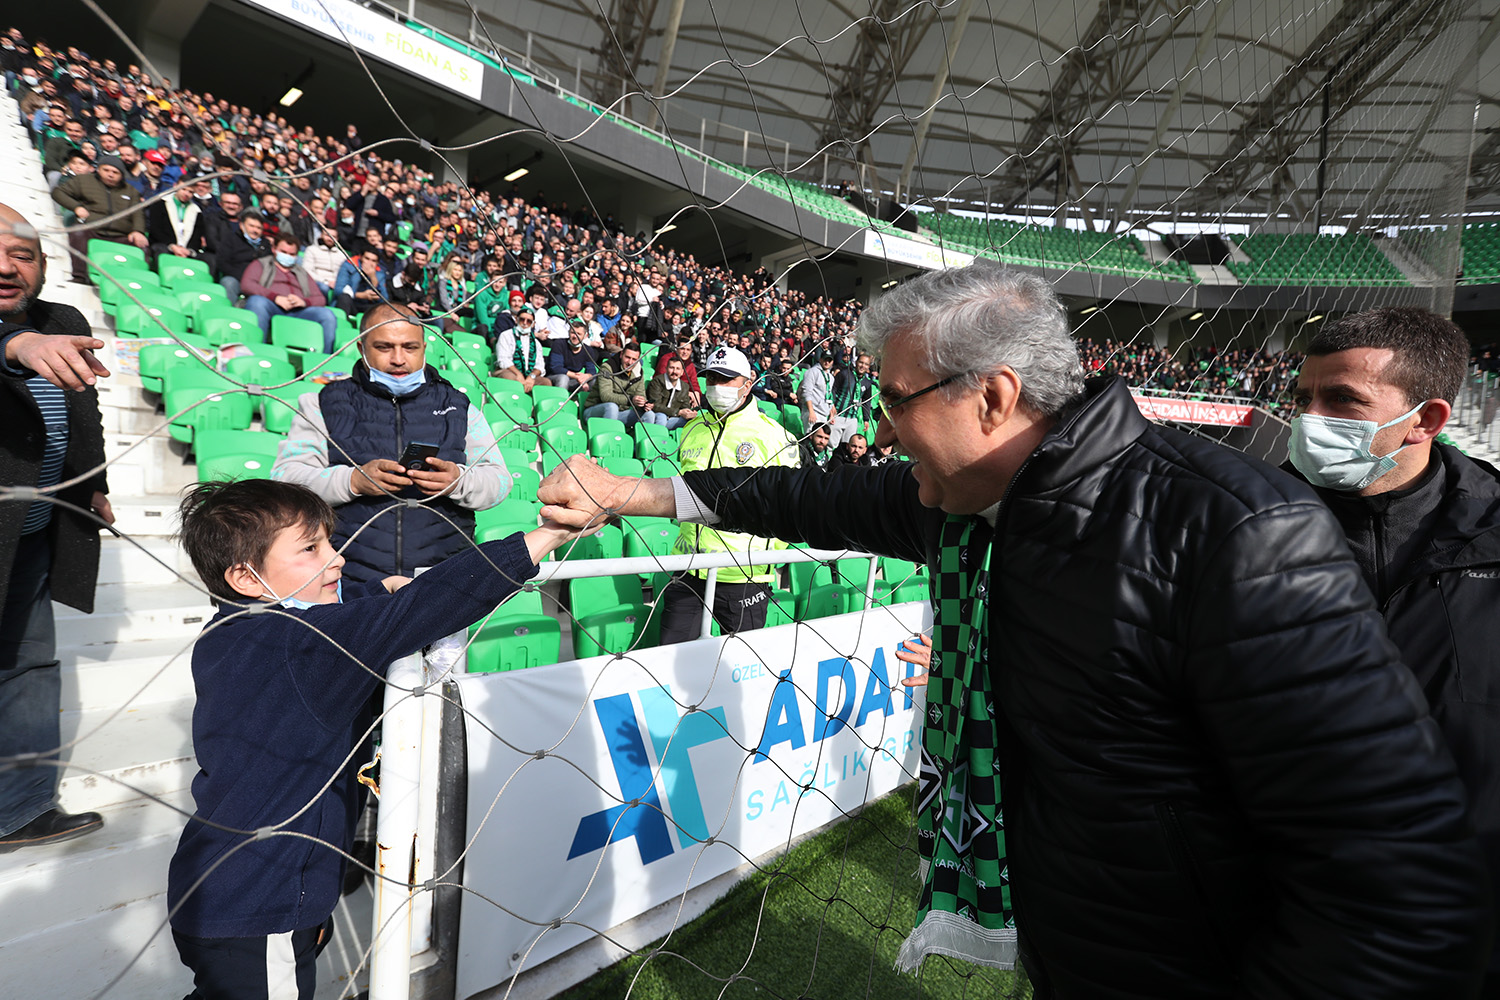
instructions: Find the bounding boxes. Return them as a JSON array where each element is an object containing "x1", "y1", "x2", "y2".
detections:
[
  {"x1": 1299, "y1": 443, "x2": 1500, "y2": 978},
  {"x1": 682, "y1": 377, "x2": 1490, "y2": 998}
]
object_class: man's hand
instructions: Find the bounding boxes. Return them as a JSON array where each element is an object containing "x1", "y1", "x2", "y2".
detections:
[
  {"x1": 631, "y1": 394, "x2": 647, "y2": 408},
  {"x1": 355, "y1": 288, "x2": 378, "y2": 300},
  {"x1": 897, "y1": 633, "x2": 933, "y2": 688},
  {"x1": 6, "y1": 331, "x2": 110, "y2": 390},
  {"x1": 765, "y1": 389, "x2": 778, "y2": 400},
  {"x1": 521, "y1": 375, "x2": 535, "y2": 392},
  {"x1": 351, "y1": 458, "x2": 412, "y2": 497},
  {"x1": 169, "y1": 244, "x2": 190, "y2": 257},
  {"x1": 407, "y1": 457, "x2": 460, "y2": 497},
  {"x1": 285, "y1": 295, "x2": 308, "y2": 310},
  {"x1": 538, "y1": 454, "x2": 672, "y2": 528},
  {"x1": 127, "y1": 231, "x2": 148, "y2": 249},
  {"x1": 73, "y1": 206, "x2": 90, "y2": 222},
  {"x1": 274, "y1": 294, "x2": 296, "y2": 310},
  {"x1": 90, "y1": 491, "x2": 115, "y2": 526}
]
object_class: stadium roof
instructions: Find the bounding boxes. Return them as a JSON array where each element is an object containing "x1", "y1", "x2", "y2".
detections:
[{"x1": 413, "y1": 0, "x2": 1500, "y2": 230}]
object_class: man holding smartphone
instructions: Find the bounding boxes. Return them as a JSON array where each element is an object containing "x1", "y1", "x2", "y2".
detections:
[{"x1": 271, "y1": 303, "x2": 510, "y2": 583}]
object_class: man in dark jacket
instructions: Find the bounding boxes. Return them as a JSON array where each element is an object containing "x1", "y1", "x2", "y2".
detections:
[
  {"x1": 50, "y1": 155, "x2": 147, "y2": 283},
  {"x1": 145, "y1": 183, "x2": 213, "y2": 269},
  {"x1": 270, "y1": 303, "x2": 509, "y2": 583},
  {"x1": 1289, "y1": 306, "x2": 1500, "y2": 991},
  {"x1": 538, "y1": 263, "x2": 1492, "y2": 998},
  {"x1": 0, "y1": 203, "x2": 112, "y2": 851}
]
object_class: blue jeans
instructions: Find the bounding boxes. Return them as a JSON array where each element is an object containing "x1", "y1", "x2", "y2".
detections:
[
  {"x1": 243, "y1": 296, "x2": 338, "y2": 351},
  {"x1": 220, "y1": 275, "x2": 241, "y2": 304},
  {"x1": 583, "y1": 401, "x2": 639, "y2": 429},
  {"x1": 0, "y1": 532, "x2": 61, "y2": 835},
  {"x1": 641, "y1": 410, "x2": 687, "y2": 431}
]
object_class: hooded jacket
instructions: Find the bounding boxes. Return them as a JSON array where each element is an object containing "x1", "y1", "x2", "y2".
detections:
[{"x1": 677, "y1": 376, "x2": 1490, "y2": 998}]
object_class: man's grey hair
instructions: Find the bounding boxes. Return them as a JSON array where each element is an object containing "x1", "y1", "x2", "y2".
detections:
[{"x1": 857, "y1": 263, "x2": 1084, "y2": 416}]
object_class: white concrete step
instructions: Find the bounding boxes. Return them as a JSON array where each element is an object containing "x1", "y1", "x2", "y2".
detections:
[
  {"x1": 0, "y1": 790, "x2": 190, "y2": 944},
  {"x1": 104, "y1": 430, "x2": 200, "y2": 497},
  {"x1": 108, "y1": 495, "x2": 187, "y2": 539},
  {"x1": 58, "y1": 698, "x2": 197, "y2": 813},
  {"x1": 97, "y1": 534, "x2": 194, "y2": 588},
  {"x1": 54, "y1": 580, "x2": 214, "y2": 646},
  {"x1": 62, "y1": 634, "x2": 198, "y2": 713}
]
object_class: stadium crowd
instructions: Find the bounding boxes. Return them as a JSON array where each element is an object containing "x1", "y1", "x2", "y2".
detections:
[{"x1": 11, "y1": 24, "x2": 1489, "y2": 435}]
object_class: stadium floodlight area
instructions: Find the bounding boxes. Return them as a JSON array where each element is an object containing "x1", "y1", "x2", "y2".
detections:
[{"x1": 2, "y1": 0, "x2": 1498, "y2": 996}]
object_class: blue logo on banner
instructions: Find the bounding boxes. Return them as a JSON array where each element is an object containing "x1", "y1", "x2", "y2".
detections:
[{"x1": 567, "y1": 685, "x2": 730, "y2": 864}]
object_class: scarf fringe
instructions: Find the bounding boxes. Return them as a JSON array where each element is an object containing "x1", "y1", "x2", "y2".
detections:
[{"x1": 894, "y1": 911, "x2": 1018, "y2": 974}]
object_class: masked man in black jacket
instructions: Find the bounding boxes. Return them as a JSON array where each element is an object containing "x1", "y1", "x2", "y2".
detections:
[
  {"x1": 538, "y1": 262, "x2": 1491, "y2": 999},
  {"x1": 1289, "y1": 306, "x2": 1500, "y2": 993}
]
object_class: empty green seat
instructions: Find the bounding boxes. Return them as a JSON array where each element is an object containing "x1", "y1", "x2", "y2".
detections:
[
  {"x1": 198, "y1": 308, "x2": 263, "y2": 346},
  {"x1": 586, "y1": 416, "x2": 628, "y2": 439},
  {"x1": 541, "y1": 425, "x2": 586, "y2": 462},
  {"x1": 467, "y1": 589, "x2": 561, "y2": 672},
  {"x1": 157, "y1": 256, "x2": 214, "y2": 288},
  {"x1": 225, "y1": 356, "x2": 297, "y2": 391},
  {"x1": 502, "y1": 466, "x2": 542, "y2": 503},
  {"x1": 589, "y1": 432, "x2": 632, "y2": 460},
  {"x1": 164, "y1": 385, "x2": 253, "y2": 444},
  {"x1": 138, "y1": 343, "x2": 211, "y2": 394},
  {"x1": 600, "y1": 456, "x2": 645, "y2": 478},
  {"x1": 271, "y1": 315, "x2": 325, "y2": 354}
]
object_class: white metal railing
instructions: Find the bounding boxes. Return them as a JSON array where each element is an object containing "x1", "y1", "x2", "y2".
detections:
[{"x1": 369, "y1": 545, "x2": 903, "y2": 999}]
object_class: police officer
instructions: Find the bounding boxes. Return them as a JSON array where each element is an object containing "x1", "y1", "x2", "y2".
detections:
[{"x1": 657, "y1": 346, "x2": 798, "y2": 643}]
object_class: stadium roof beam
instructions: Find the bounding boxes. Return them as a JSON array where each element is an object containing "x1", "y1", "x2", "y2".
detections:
[
  {"x1": 1188, "y1": 0, "x2": 1464, "y2": 214},
  {"x1": 1347, "y1": 10, "x2": 1500, "y2": 233},
  {"x1": 814, "y1": 0, "x2": 941, "y2": 188},
  {"x1": 1109, "y1": 0, "x2": 1227, "y2": 230},
  {"x1": 988, "y1": 0, "x2": 1200, "y2": 217},
  {"x1": 896, "y1": 0, "x2": 977, "y2": 200},
  {"x1": 643, "y1": 0, "x2": 686, "y2": 131},
  {"x1": 580, "y1": 0, "x2": 662, "y2": 118}
]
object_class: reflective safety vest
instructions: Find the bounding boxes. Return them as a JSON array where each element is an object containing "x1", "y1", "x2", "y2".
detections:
[{"x1": 675, "y1": 402, "x2": 799, "y2": 584}]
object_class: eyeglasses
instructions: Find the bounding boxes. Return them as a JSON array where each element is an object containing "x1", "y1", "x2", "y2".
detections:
[{"x1": 877, "y1": 373, "x2": 964, "y2": 422}]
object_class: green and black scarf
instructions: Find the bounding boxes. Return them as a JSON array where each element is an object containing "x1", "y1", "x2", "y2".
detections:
[{"x1": 896, "y1": 514, "x2": 1016, "y2": 972}]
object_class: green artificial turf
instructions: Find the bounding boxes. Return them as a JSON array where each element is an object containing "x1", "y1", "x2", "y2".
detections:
[{"x1": 558, "y1": 786, "x2": 1030, "y2": 1000}]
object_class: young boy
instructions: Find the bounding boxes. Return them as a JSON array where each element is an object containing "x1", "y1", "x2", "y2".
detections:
[{"x1": 169, "y1": 478, "x2": 580, "y2": 998}]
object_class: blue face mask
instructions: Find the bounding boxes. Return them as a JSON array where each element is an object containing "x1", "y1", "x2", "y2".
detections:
[
  {"x1": 1288, "y1": 402, "x2": 1425, "y2": 492},
  {"x1": 246, "y1": 566, "x2": 342, "y2": 609},
  {"x1": 275, "y1": 251, "x2": 298, "y2": 267},
  {"x1": 365, "y1": 358, "x2": 427, "y2": 396}
]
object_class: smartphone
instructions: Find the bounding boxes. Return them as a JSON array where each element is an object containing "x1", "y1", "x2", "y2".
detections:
[{"x1": 398, "y1": 442, "x2": 440, "y2": 472}]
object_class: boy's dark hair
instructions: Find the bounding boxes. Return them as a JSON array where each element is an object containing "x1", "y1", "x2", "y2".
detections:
[
  {"x1": 1308, "y1": 307, "x2": 1470, "y2": 405},
  {"x1": 178, "y1": 480, "x2": 337, "y2": 603}
]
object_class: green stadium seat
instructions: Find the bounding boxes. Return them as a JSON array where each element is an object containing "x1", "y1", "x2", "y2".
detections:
[
  {"x1": 259, "y1": 383, "x2": 313, "y2": 430},
  {"x1": 541, "y1": 425, "x2": 587, "y2": 462},
  {"x1": 589, "y1": 432, "x2": 632, "y2": 460},
  {"x1": 175, "y1": 286, "x2": 230, "y2": 327},
  {"x1": 467, "y1": 589, "x2": 561, "y2": 672},
  {"x1": 645, "y1": 455, "x2": 681, "y2": 477},
  {"x1": 623, "y1": 518, "x2": 677, "y2": 562},
  {"x1": 586, "y1": 416, "x2": 628, "y2": 439},
  {"x1": 96, "y1": 268, "x2": 160, "y2": 314},
  {"x1": 765, "y1": 588, "x2": 796, "y2": 628},
  {"x1": 502, "y1": 465, "x2": 542, "y2": 504},
  {"x1": 496, "y1": 448, "x2": 537, "y2": 475},
  {"x1": 198, "y1": 308, "x2": 263, "y2": 346},
  {"x1": 164, "y1": 385, "x2": 253, "y2": 444},
  {"x1": 157, "y1": 256, "x2": 214, "y2": 288},
  {"x1": 533, "y1": 397, "x2": 579, "y2": 428},
  {"x1": 600, "y1": 456, "x2": 645, "y2": 478},
  {"x1": 572, "y1": 603, "x2": 651, "y2": 658},
  {"x1": 114, "y1": 300, "x2": 187, "y2": 339},
  {"x1": 271, "y1": 315, "x2": 325, "y2": 354},
  {"x1": 225, "y1": 356, "x2": 297, "y2": 393},
  {"x1": 138, "y1": 343, "x2": 211, "y2": 395},
  {"x1": 195, "y1": 428, "x2": 282, "y2": 463}
]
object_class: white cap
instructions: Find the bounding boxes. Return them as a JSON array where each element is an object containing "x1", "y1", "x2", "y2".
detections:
[{"x1": 700, "y1": 346, "x2": 753, "y2": 379}]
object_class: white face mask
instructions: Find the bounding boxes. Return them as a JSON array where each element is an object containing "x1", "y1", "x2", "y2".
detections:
[
  {"x1": 704, "y1": 384, "x2": 743, "y2": 413},
  {"x1": 1288, "y1": 402, "x2": 1424, "y2": 492},
  {"x1": 245, "y1": 565, "x2": 342, "y2": 609}
]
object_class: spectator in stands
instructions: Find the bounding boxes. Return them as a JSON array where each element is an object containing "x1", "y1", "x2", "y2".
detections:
[
  {"x1": 344, "y1": 176, "x2": 393, "y2": 235},
  {"x1": 300, "y1": 226, "x2": 343, "y2": 297},
  {"x1": 643, "y1": 353, "x2": 698, "y2": 430},
  {"x1": 270, "y1": 303, "x2": 509, "y2": 583},
  {"x1": 545, "y1": 320, "x2": 597, "y2": 395},
  {"x1": 1288, "y1": 307, "x2": 1500, "y2": 992},
  {"x1": 203, "y1": 190, "x2": 242, "y2": 253},
  {"x1": 472, "y1": 267, "x2": 511, "y2": 344},
  {"x1": 827, "y1": 356, "x2": 860, "y2": 446},
  {"x1": 652, "y1": 345, "x2": 797, "y2": 642},
  {"x1": 0, "y1": 202, "x2": 112, "y2": 852},
  {"x1": 214, "y1": 210, "x2": 265, "y2": 304},
  {"x1": 240, "y1": 234, "x2": 338, "y2": 351},
  {"x1": 435, "y1": 254, "x2": 468, "y2": 333},
  {"x1": 799, "y1": 421, "x2": 832, "y2": 470},
  {"x1": 829, "y1": 432, "x2": 868, "y2": 468},
  {"x1": 145, "y1": 182, "x2": 212, "y2": 269},
  {"x1": 332, "y1": 248, "x2": 386, "y2": 319},
  {"x1": 492, "y1": 306, "x2": 549, "y2": 391},
  {"x1": 757, "y1": 354, "x2": 797, "y2": 407},
  {"x1": 582, "y1": 341, "x2": 646, "y2": 427},
  {"x1": 43, "y1": 118, "x2": 85, "y2": 185},
  {"x1": 51, "y1": 155, "x2": 146, "y2": 283},
  {"x1": 133, "y1": 149, "x2": 172, "y2": 200},
  {"x1": 654, "y1": 336, "x2": 699, "y2": 387},
  {"x1": 389, "y1": 244, "x2": 432, "y2": 319},
  {"x1": 538, "y1": 263, "x2": 1490, "y2": 998},
  {"x1": 799, "y1": 350, "x2": 837, "y2": 445}
]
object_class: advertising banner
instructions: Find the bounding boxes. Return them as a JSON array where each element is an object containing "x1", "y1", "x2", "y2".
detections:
[
  {"x1": 1132, "y1": 394, "x2": 1256, "y2": 427},
  {"x1": 238, "y1": 0, "x2": 484, "y2": 100},
  {"x1": 453, "y1": 606, "x2": 928, "y2": 997},
  {"x1": 862, "y1": 229, "x2": 974, "y2": 271}
]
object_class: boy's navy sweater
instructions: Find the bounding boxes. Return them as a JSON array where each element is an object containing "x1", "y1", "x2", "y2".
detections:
[{"x1": 167, "y1": 535, "x2": 538, "y2": 938}]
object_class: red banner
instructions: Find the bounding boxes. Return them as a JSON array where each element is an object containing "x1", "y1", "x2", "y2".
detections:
[{"x1": 1132, "y1": 395, "x2": 1255, "y2": 427}]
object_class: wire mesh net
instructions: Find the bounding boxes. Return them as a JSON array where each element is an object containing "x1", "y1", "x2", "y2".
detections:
[{"x1": 0, "y1": 0, "x2": 1494, "y2": 996}]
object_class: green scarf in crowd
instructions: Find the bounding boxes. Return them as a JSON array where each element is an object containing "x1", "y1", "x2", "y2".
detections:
[{"x1": 895, "y1": 514, "x2": 1016, "y2": 972}]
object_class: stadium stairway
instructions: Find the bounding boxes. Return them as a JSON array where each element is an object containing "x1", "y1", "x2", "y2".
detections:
[{"x1": 0, "y1": 91, "x2": 372, "y2": 999}]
